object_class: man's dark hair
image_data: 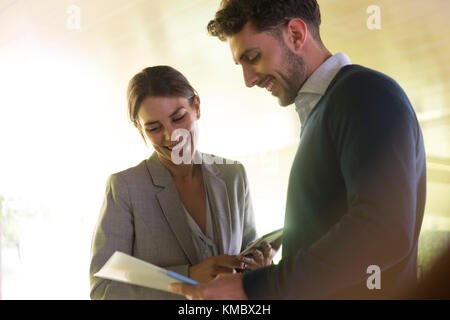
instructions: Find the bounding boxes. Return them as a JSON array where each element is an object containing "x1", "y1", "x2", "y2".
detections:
[{"x1": 207, "y1": 0, "x2": 322, "y2": 42}]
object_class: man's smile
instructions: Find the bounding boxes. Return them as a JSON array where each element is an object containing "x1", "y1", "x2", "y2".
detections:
[{"x1": 259, "y1": 76, "x2": 276, "y2": 93}]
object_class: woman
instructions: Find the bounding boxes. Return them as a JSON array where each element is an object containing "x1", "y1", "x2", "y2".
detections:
[{"x1": 89, "y1": 66, "x2": 276, "y2": 299}]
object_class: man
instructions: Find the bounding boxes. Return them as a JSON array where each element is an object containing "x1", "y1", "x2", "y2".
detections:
[{"x1": 169, "y1": 0, "x2": 426, "y2": 299}]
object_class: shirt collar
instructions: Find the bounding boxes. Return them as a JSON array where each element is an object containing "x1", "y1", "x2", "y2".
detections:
[
  {"x1": 294, "y1": 53, "x2": 351, "y2": 124},
  {"x1": 297, "y1": 52, "x2": 351, "y2": 96}
]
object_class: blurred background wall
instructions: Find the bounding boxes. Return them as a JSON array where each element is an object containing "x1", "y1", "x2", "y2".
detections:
[{"x1": 0, "y1": 0, "x2": 449, "y2": 299}]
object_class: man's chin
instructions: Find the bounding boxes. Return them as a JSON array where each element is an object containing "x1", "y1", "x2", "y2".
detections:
[
  {"x1": 278, "y1": 100, "x2": 290, "y2": 107},
  {"x1": 277, "y1": 94, "x2": 295, "y2": 107},
  {"x1": 273, "y1": 87, "x2": 296, "y2": 107}
]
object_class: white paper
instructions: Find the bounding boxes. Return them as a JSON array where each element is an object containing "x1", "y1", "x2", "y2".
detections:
[{"x1": 94, "y1": 251, "x2": 197, "y2": 293}]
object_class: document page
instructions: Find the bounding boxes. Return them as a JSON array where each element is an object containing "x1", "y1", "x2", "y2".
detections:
[{"x1": 94, "y1": 251, "x2": 198, "y2": 293}]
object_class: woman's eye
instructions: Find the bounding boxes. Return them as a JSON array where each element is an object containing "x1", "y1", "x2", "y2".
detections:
[
  {"x1": 173, "y1": 114, "x2": 186, "y2": 122},
  {"x1": 147, "y1": 127, "x2": 160, "y2": 133}
]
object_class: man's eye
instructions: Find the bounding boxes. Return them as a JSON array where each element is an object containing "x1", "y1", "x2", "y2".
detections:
[{"x1": 248, "y1": 54, "x2": 260, "y2": 63}]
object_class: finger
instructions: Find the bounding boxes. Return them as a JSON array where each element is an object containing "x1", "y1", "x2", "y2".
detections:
[
  {"x1": 260, "y1": 241, "x2": 272, "y2": 256},
  {"x1": 214, "y1": 269, "x2": 236, "y2": 281},
  {"x1": 269, "y1": 248, "x2": 278, "y2": 260},
  {"x1": 243, "y1": 249, "x2": 264, "y2": 269},
  {"x1": 239, "y1": 257, "x2": 261, "y2": 269},
  {"x1": 168, "y1": 282, "x2": 187, "y2": 295},
  {"x1": 250, "y1": 248, "x2": 263, "y2": 259},
  {"x1": 271, "y1": 238, "x2": 282, "y2": 250},
  {"x1": 239, "y1": 256, "x2": 255, "y2": 265},
  {"x1": 243, "y1": 262, "x2": 260, "y2": 270},
  {"x1": 234, "y1": 255, "x2": 256, "y2": 269},
  {"x1": 217, "y1": 255, "x2": 246, "y2": 269},
  {"x1": 237, "y1": 254, "x2": 254, "y2": 266},
  {"x1": 169, "y1": 282, "x2": 195, "y2": 296},
  {"x1": 214, "y1": 266, "x2": 236, "y2": 275}
]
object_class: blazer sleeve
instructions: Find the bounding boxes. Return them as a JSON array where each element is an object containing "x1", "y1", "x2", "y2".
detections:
[
  {"x1": 89, "y1": 173, "x2": 136, "y2": 299},
  {"x1": 89, "y1": 174, "x2": 187, "y2": 300},
  {"x1": 242, "y1": 71, "x2": 424, "y2": 299},
  {"x1": 238, "y1": 163, "x2": 258, "y2": 252}
]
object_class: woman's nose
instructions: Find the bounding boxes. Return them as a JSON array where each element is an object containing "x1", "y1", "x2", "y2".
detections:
[
  {"x1": 163, "y1": 125, "x2": 184, "y2": 144},
  {"x1": 162, "y1": 125, "x2": 173, "y2": 142}
]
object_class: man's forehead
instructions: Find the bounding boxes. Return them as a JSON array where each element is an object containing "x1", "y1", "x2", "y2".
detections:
[{"x1": 228, "y1": 23, "x2": 262, "y2": 64}]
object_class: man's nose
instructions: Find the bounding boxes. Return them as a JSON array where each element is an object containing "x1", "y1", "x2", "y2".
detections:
[{"x1": 242, "y1": 65, "x2": 259, "y2": 88}]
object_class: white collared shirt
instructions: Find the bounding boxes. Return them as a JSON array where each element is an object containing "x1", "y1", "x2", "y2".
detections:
[
  {"x1": 295, "y1": 52, "x2": 352, "y2": 125},
  {"x1": 182, "y1": 191, "x2": 219, "y2": 261}
]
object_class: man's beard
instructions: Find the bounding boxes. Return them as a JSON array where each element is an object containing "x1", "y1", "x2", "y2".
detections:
[{"x1": 277, "y1": 45, "x2": 308, "y2": 107}]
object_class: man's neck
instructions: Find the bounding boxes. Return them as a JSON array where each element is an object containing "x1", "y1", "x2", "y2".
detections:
[{"x1": 305, "y1": 45, "x2": 333, "y2": 80}]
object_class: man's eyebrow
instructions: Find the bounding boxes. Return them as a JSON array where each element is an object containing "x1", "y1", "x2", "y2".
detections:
[{"x1": 143, "y1": 107, "x2": 184, "y2": 126}]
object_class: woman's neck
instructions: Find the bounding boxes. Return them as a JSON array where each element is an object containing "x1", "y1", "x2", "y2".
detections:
[{"x1": 159, "y1": 154, "x2": 199, "y2": 180}]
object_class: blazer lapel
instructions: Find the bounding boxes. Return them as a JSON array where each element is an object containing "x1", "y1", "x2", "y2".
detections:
[
  {"x1": 145, "y1": 153, "x2": 200, "y2": 265},
  {"x1": 201, "y1": 159, "x2": 232, "y2": 255}
]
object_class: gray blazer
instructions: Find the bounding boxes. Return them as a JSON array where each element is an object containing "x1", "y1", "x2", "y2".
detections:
[{"x1": 89, "y1": 152, "x2": 257, "y2": 299}]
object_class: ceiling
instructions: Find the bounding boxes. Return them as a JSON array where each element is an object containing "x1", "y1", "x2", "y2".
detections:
[{"x1": 0, "y1": 0, "x2": 449, "y2": 160}]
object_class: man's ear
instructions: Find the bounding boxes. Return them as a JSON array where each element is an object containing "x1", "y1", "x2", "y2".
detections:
[{"x1": 285, "y1": 18, "x2": 308, "y2": 52}]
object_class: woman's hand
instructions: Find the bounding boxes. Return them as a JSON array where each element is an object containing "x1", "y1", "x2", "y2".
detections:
[
  {"x1": 237, "y1": 241, "x2": 278, "y2": 270},
  {"x1": 188, "y1": 255, "x2": 246, "y2": 283}
]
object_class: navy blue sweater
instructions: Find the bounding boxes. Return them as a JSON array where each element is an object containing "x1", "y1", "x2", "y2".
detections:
[{"x1": 243, "y1": 65, "x2": 426, "y2": 299}]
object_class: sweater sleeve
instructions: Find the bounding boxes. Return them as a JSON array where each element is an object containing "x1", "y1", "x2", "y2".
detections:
[{"x1": 243, "y1": 70, "x2": 424, "y2": 299}]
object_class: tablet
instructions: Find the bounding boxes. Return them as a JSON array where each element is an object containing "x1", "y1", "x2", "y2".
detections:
[{"x1": 239, "y1": 228, "x2": 283, "y2": 256}]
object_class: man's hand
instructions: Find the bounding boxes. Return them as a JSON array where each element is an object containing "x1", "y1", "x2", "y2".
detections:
[
  {"x1": 169, "y1": 273, "x2": 248, "y2": 300},
  {"x1": 238, "y1": 241, "x2": 278, "y2": 270}
]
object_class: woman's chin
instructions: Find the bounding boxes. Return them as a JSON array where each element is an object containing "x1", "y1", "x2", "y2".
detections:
[
  {"x1": 155, "y1": 148, "x2": 172, "y2": 162},
  {"x1": 157, "y1": 147, "x2": 197, "y2": 165}
]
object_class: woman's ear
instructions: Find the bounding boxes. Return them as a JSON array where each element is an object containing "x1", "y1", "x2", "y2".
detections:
[
  {"x1": 135, "y1": 122, "x2": 148, "y2": 147},
  {"x1": 192, "y1": 95, "x2": 201, "y2": 119}
]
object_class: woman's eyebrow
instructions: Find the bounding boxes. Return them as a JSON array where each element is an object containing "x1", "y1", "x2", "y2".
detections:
[
  {"x1": 169, "y1": 106, "x2": 184, "y2": 117},
  {"x1": 144, "y1": 120, "x2": 159, "y2": 126},
  {"x1": 144, "y1": 107, "x2": 185, "y2": 126}
]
